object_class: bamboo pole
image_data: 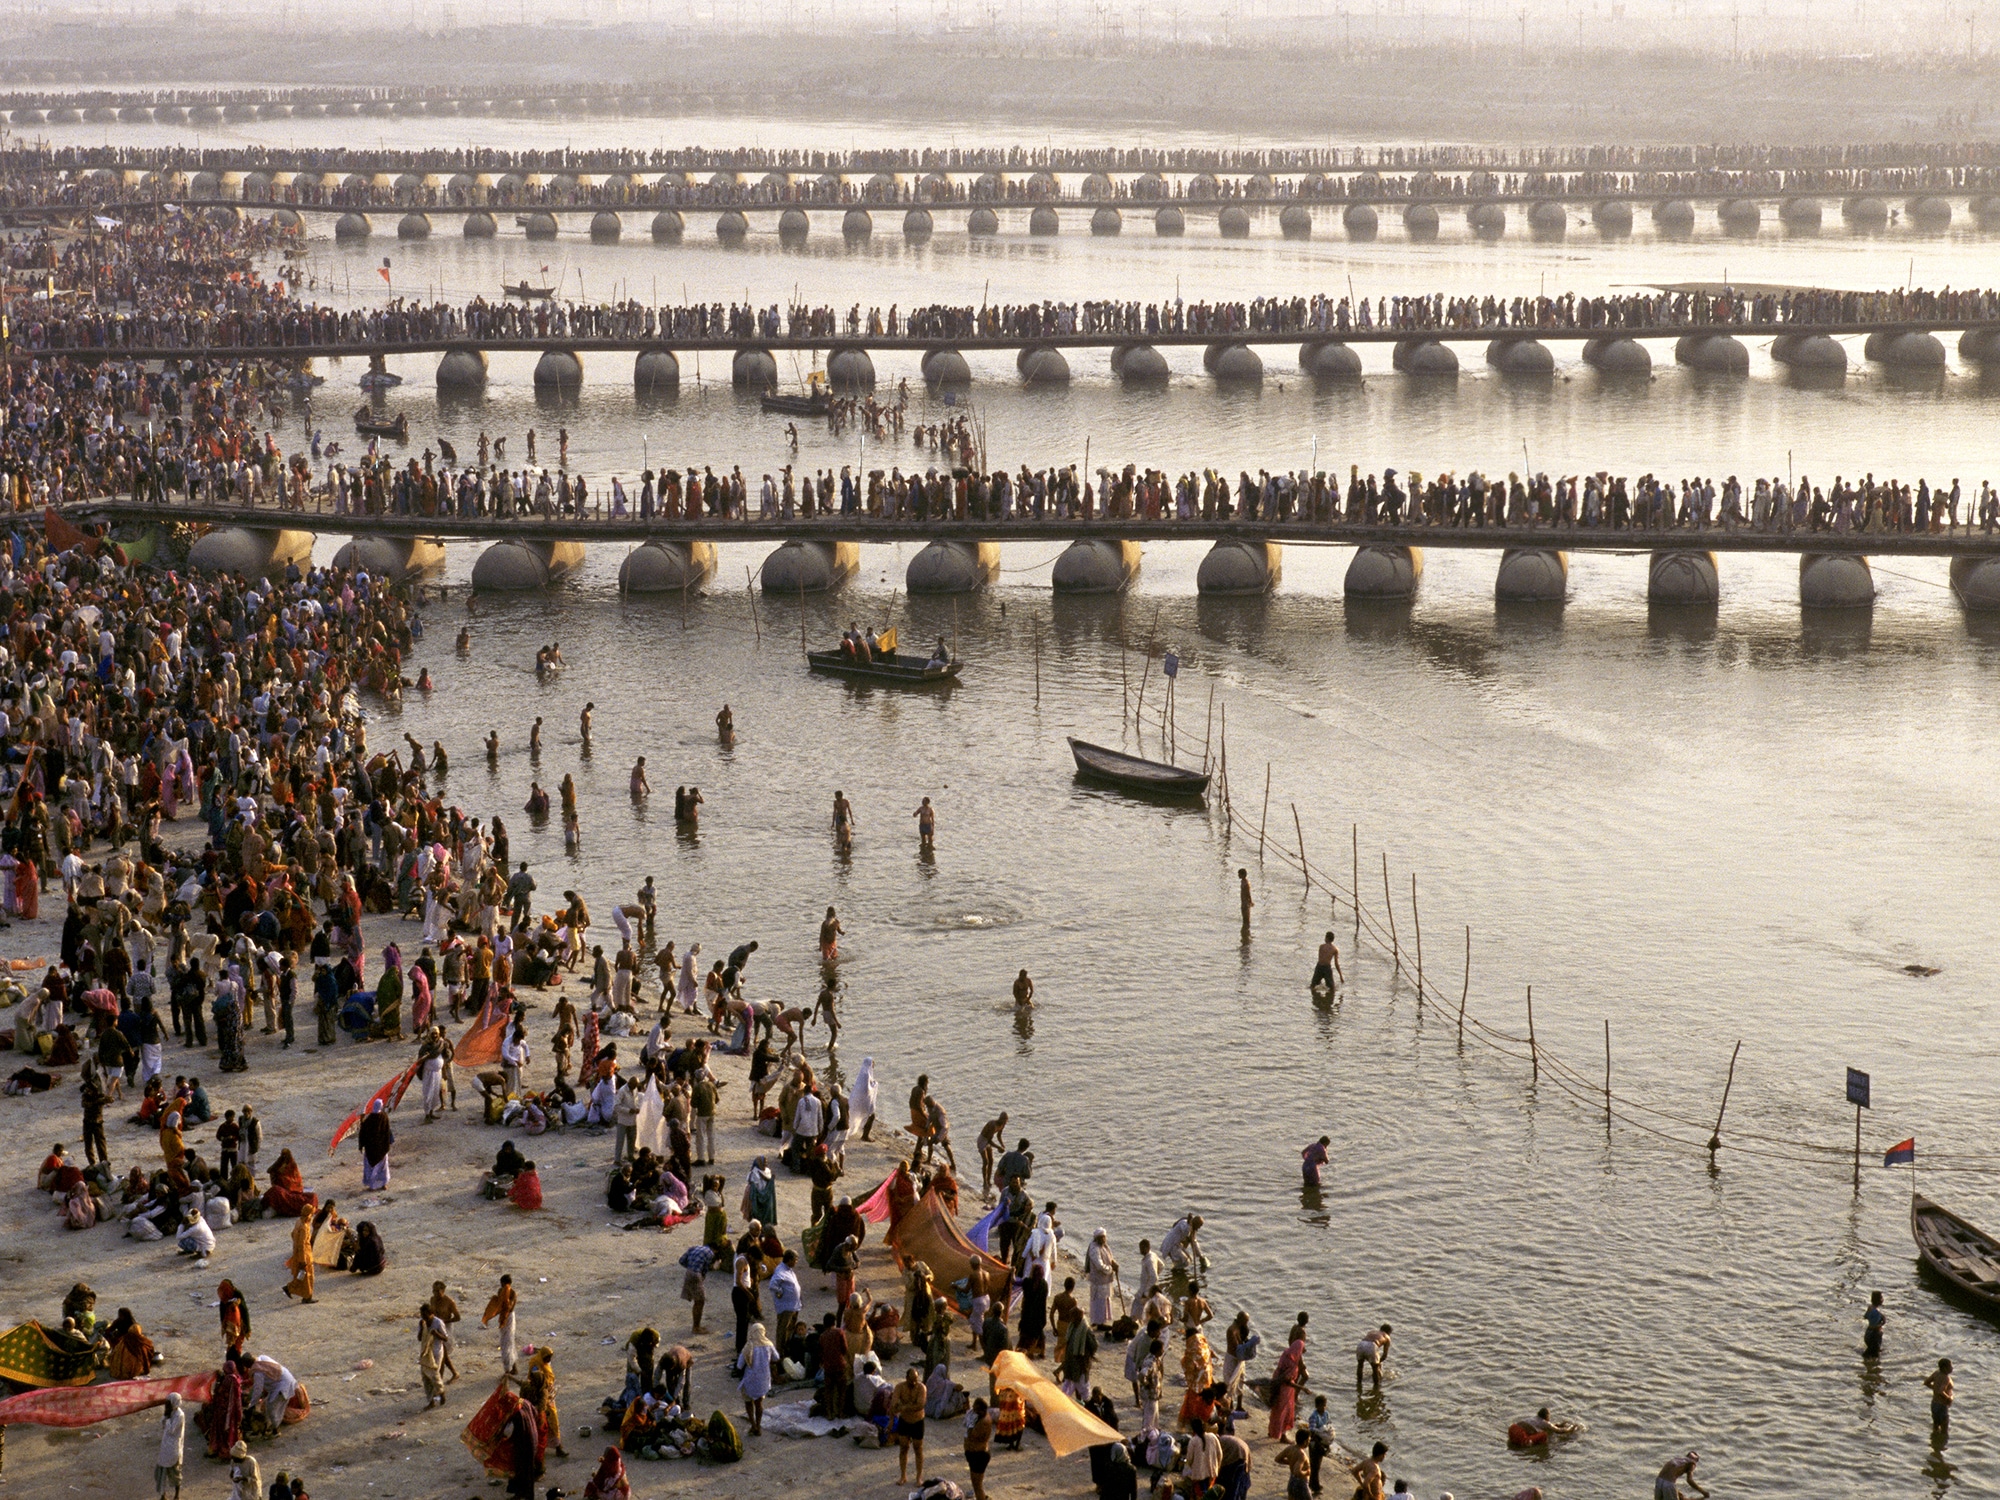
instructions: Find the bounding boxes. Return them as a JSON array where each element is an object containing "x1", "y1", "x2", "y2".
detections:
[
  {"x1": 1219, "y1": 706, "x2": 1229, "y2": 812},
  {"x1": 1459, "y1": 926, "x2": 1470, "y2": 1044},
  {"x1": 798, "y1": 579, "x2": 807, "y2": 652},
  {"x1": 1709, "y1": 1040, "x2": 1743, "y2": 1155},
  {"x1": 1202, "y1": 683, "x2": 1215, "y2": 774},
  {"x1": 1134, "y1": 604, "x2": 1162, "y2": 727},
  {"x1": 1292, "y1": 804, "x2": 1308, "y2": 888},
  {"x1": 745, "y1": 565, "x2": 761, "y2": 643},
  {"x1": 1383, "y1": 852, "x2": 1400, "y2": 978},
  {"x1": 1033, "y1": 617, "x2": 1041, "y2": 708},
  {"x1": 1258, "y1": 766, "x2": 1271, "y2": 862},
  {"x1": 1527, "y1": 985, "x2": 1538, "y2": 1081},
  {"x1": 1121, "y1": 643, "x2": 1129, "y2": 722},
  {"x1": 1352, "y1": 825, "x2": 1360, "y2": 942},
  {"x1": 1604, "y1": 1019, "x2": 1613, "y2": 1134},
  {"x1": 1411, "y1": 872, "x2": 1423, "y2": 1009}
]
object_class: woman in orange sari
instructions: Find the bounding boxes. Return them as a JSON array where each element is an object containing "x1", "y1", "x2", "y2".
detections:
[
  {"x1": 159, "y1": 1109, "x2": 186, "y2": 1171},
  {"x1": 283, "y1": 1203, "x2": 316, "y2": 1303},
  {"x1": 106, "y1": 1309, "x2": 158, "y2": 1378},
  {"x1": 217, "y1": 1280, "x2": 251, "y2": 1352}
]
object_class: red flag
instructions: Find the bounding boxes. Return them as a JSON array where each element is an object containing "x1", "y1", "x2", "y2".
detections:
[
  {"x1": 328, "y1": 1059, "x2": 421, "y2": 1156},
  {"x1": 42, "y1": 507, "x2": 95, "y2": 556},
  {"x1": 378, "y1": 267, "x2": 392, "y2": 285}
]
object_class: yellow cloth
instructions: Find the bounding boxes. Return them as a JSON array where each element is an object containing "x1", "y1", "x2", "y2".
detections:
[{"x1": 988, "y1": 1350, "x2": 1122, "y2": 1458}]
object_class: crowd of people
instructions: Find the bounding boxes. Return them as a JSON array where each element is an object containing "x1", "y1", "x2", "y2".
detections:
[
  {"x1": 16, "y1": 137, "x2": 2000, "y2": 216},
  {"x1": 0, "y1": 150, "x2": 1957, "y2": 1500},
  {"x1": 1, "y1": 504, "x2": 436, "y2": 1490},
  {"x1": 19, "y1": 137, "x2": 2000, "y2": 180},
  {"x1": 20, "y1": 280, "x2": 2000, "y2": 358},
  {"x1": 0, "y1": 216, "x2": 307, "y2": 508},
  {"x1": 0, "y1": 497, "x2": 1442, "y2": 1500},
  {"x1": 124, "y1": 442, "x2": 2000, "y2": 545}
]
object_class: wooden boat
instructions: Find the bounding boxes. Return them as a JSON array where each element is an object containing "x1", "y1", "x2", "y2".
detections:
[
  {"x1": 761, "y1": 390, "x2": 830, "y2": 417},
  {"x1": 352, "y1": 405, "x2": 409, "y2": 441},
  {"x1": 1912, "y1": 1194, "x2": 2000, "y2": 1311},
  {"x1": 1068, "y1": 738, "x2": 1211, "y2": 798},
  {"x1": 357, "y1": 370, "x2": 403, "y2": 390},
  {"x1": 503, "y1": 281, "x2": 554, "y2": 300},
  {"x1": 808, "y1": 631, "x2": 959, "y2": 688}
]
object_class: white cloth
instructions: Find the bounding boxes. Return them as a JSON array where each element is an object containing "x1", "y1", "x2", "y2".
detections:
[
  {"x1": 1023, "y1": 1214, "x2": 1058, "y2": 1284},
  {"x1": 585, "y1": 1076, "x2": 616, "y2": 1125},
  {"x1": 635, "y1": 1078, "x2": 668, "y2": 1157},
  {"x1": 421, "y1": 1056, "x2": 444, "y2": 1115},
  {"x1": 849, "y1": 1057, "x2": 877, "y2": 1126}
]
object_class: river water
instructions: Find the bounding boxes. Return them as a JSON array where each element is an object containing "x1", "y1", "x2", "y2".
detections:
[{"x1": 54, "y1": 112, "x2": 2000, "y2": 1496}]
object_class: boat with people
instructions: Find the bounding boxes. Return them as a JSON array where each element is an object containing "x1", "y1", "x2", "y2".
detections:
[
  {"x1": 1912, "y1": 1194, "x2": 2000, "y2": 1314},
  {"x1": 351, "y1": 406, "x2": 409, "y2": 441},
  {"x1": 761, "y1": 390, "x2": 831, "y2": 418},
  {"x1": 357, "y1": 369, "x2": 403, "y2": 390},
  {"x1": 806, "y1": 627, "x2": 961, "y2": 688},
  {"x1": 503, "y1": 281, "x2": 555, "y2": 301},
  {"x1": 1068, "y1": 738, "x2": 1211, "y2": 799}
]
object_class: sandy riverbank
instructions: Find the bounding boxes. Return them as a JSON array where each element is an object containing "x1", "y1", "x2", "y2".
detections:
[{"x1": 0, "y1": 889, "x2": 1187, "y2": 1500}]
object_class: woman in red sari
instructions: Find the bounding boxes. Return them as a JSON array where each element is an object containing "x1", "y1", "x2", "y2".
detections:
[
  {"x1": 199, "y1": 1356, "x2": 244, "y2": 1457},
  {"x1": 1266, "y1": 1336, "x2": 1308, "y2": 1440},
  {"x1": 16, "y1": 855, "x2": 38, "y2": 920},
  {"x1": 263, "y1": 1149, "x2": 316, "y2": 1217},
  {"x1": 462, "y1": 1378, "x2": 545, "y2": 1496},
  {"x1": 508, "y1": 1161, "x2": 543, "y2": 1211}
]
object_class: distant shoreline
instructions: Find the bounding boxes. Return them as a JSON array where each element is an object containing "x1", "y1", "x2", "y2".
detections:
[{"x1": 3, "y1": 30, "x2": 1996, "y2": 148}]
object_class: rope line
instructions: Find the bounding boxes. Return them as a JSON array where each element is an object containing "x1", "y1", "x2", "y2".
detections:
[{"x1": 1140, "y1": 693, "x2": 1981, "y2": 1174}]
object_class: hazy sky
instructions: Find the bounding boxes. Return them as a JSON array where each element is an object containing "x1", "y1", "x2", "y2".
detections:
[{"x1": 19, "y1": 0, "x2": 1993, "y2": 59}]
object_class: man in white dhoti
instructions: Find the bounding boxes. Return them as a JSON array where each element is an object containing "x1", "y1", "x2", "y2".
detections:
[{"x1": 1086, "y1": 1229, "x2": 1120, "y2": 1329}]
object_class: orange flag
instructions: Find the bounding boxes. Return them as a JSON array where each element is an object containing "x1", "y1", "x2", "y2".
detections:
[{"x1": 453, "y1": 996, "x2": 510, "y2": 1069}]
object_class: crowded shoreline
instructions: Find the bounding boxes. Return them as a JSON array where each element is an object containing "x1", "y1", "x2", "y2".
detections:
[
  {"x1": 0, "y1": 518, "x2": 1504, "y2": 1500},
  {"x1": 1, "y1": 119, "x2": 1996, "y2": 1500}
]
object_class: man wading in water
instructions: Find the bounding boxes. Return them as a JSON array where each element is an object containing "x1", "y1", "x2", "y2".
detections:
[{"x1": 1311, "y1": 932, "x2": 1343, "y2": 992}]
